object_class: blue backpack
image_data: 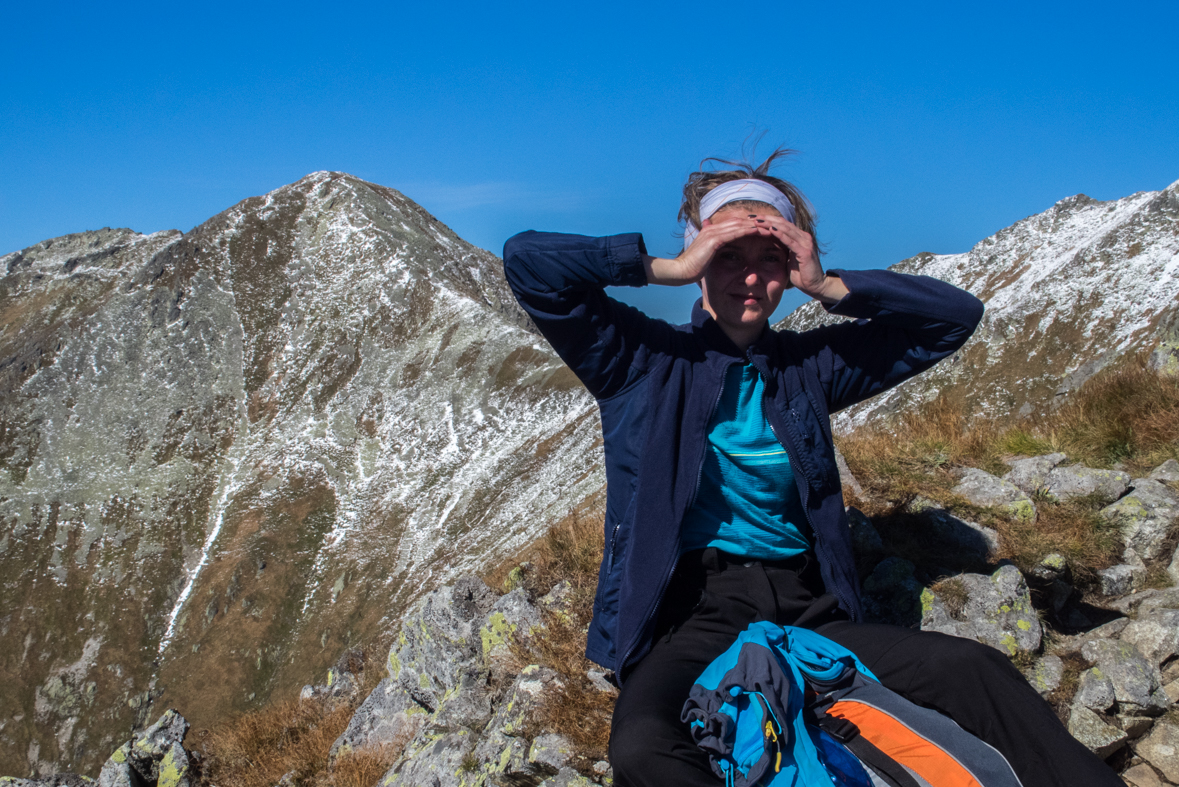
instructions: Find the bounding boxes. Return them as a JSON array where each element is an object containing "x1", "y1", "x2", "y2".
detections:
[{"x1": 681, "y1": 622, "x2": 1023, "y2": 787}]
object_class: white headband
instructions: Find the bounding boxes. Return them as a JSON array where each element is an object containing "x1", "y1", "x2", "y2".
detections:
[{"x1": 683, "y1": 179, "x2": 797, "y2": 250}]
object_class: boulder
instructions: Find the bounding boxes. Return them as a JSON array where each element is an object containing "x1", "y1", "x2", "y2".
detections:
[
  {"x1": 528, "y1": 733, "x2": 575, "y2": 773},
  {"x1": 329, "y1": 678, "x2": 429, "y2": 764},
  {"x1": 1028, "y1": 552, "x2": 1068, "y2": 584},
  {"x1": 1149, "y1": 459, "x2": 1179, "y2": 483},
  {"x1": 1002, "y1": 453, "x2": 1067, "y2": 494},
  {"x1": 0, "y1": 778, "x2": 94, "y2": 786},
  {"x1": 538, "y1": 768, "x2": 598, "y2": 787},
  {"x1": 834, "y1": 446, "x2": 865, "y2": 499},
  {"x1": 377, "y1": 731, "x2": 477, "y2": 787},
  {"x1": 920, "y1": 565, "x2": 1042, "y2": 656},
  {"x1": 1150, "y1": 341, "x2": 1179, "y2": 378},
  {"x1": 472, "y1": 665, "x2": 567, "y2": 786},
  {"x1": 951, "y1": 469, "x2": 1036, "y2": 522},
  {"x1": 481, "y1": 588, "x2": 543, "y2": 667},
  {"x1": 1022, "y1": 654, "x2": 1064, "y2": 697},
  {"x1": 1097, "y1": 564, "x2": 1137, "y2": 597},
  {"x1": 906, "y1": 498, "x2": 999, "y2": 562},
  {"x1": 1043, "y1": 465, "x2": 1131, "y2": 502},
  {"x1": 386, "y1": 575, "x2": 498, "y2": 711},
  {"x1": 1074, "y1": 667, "x2": 1116, "y2": 712},
  {"x1": 1067, "y1": 705, "x2": 1128, "y2": 758},
  {"x1": 1120, "y1": 610, "x2": 1179, "y2": 668},
  {"x1": 1136, "y1": 721, "x2": 1179, "y2": 783},
  {"x1": 96, "y1": 709, "x2": 191, "y2": 787},
  {"x1": 1080, "y1": 640, "x2": 1170, "y2": 716},
  {"x1": 1123, "y1": 763, "x2": 1167, "y2": 787},
  {"x1": 1102, "y1": 479, "x2": 1179, "y2": 560}
]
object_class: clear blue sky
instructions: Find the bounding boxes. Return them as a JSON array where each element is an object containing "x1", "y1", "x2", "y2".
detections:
[{"x1": 4, "y1": 1, "x2": 1177, "y2": 321}]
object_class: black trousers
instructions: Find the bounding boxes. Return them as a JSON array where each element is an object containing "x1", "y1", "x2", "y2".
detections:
[{"x1": 609, "y1": 548, "x2": 1121, "y2": 787}]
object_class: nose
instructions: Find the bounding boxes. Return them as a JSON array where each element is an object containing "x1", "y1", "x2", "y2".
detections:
[{"x1": 744, "y1": 269, "x2": 761, "y2": 285}]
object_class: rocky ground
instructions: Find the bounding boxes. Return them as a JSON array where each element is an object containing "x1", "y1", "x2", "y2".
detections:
[{"x1": 8, "y1": 454, "x2": 1179, "y2": 786}]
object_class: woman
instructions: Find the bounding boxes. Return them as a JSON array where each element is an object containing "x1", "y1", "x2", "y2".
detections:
[{"x1": 502, "y1": 151, "x2": 1120, "y2": 787}]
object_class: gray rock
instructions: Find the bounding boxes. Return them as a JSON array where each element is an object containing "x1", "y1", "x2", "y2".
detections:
[
  {"x1": 386, "y1": 576, "x2": 498, "y2": 711},
  {"x1": 429, "y1": 665, "x2": 494, "y2": 734},
  {"x1": 1125, "y1": 548, "x2": 1150, "y2": 592},
  {"x1": 0, "y1": 778, "x2": 94, "y2": 787},
  {"x1": 1118, "y1": 715, "x2": 1156, "y2": 739},
  {"x1": 538, "y1": 768, "x2": 597, "y2": 787},
  {"x1": 846, "y1": 507, "x2": 884, "y2": 559},
  {"x1": 1169, "y1": 546, "x2": 1179, "y2": 588},
  {"x1": 906, "y1": 498, "x2": 999, "y2": 561},
  {"x1": 1023, "y1": 654, "x2": 1064, "y2": 697},
  {"x1": 329, "y1": 678, "x2": 428, "y2": 764},
  {"x1": 1149, "y1": 459, "x2": 1179, "y2": 483},
  {"x1": 379, "y1": 731, "x2": 477, "y2": 787},
  {"x1": 96, "y1": 709, "x2": 191, "y2": 787},
  {"x1": 1098, "y1": 564, "x2": 1137, "y2": 597},
  {"x1": 539, "y1": 581, "x2": 573, "y2": 611},
  {"x1": 586, "y1": 670, "x2": 619, "y2": 696},
  {"x1": 1123, "y1": 762, "x2": 1167, "y2": 787},
  {"x1": 919, "y1": 565, "x2": 1041, "y2": 656},
  {"x1": 1028, "y1": 552, "x2": 1068, "y2": 584},
  {"x1": 834, "y1": 446, "x2": 865, "y2": 499},
  {"x1": 862, "y1": 558, "x2": 924, "y2": 627},
  {"x1": 1108, "y1": 588, "x2": 1179, "y2": 617},
  {"x1": 1043, "y1": 465, "x2": 1131, "y2": 502},
  {"x1": 473, "y1": 665, "x2": 567, "y2": 786},
  {"x1": 528, "y1": 733, "x2": 575, "y2": 773},
  {"x1": 481, "y1": 588, "x2": 543, "y2": 667},
  {"x1": 1080, "y1": 640, "x2": 1170, "y2": 716},
  {"x1": 592, "y1": 761, "x2": 613, "y2": 778},
  {"x1": 1150, "y1": 341, "x2": 1179, "y2": 378},
  {"x1": 1121, "y1": 610, "x2": 1179, "y2": 668},
  {"x1": 1102, "y1": 479, "x2": 1179, "y2": 560},
  {"x1": 1002, "y1": 453, "x2": 1067, "y2": 494},
  {"x1": 1136, "y1": 721, "x2": 1179, "y2": 783},
  {"x1": 951, "y1": 469, "x2": 1036, "y2": 522},
  {"x1": 1067, "y1": 705, "x2": 1128, "y2": 758},
  {"x1": 1055, "y1": 617, "x2": 1130, "y2": 656},
  {"x1": 1074, "y1": 668, "x2": 1116, "y2": 712}
]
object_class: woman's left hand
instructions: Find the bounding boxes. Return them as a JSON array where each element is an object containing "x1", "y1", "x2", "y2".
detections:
[{"x1": 751, "y1": 215, "x2": 849, "y2": 305}]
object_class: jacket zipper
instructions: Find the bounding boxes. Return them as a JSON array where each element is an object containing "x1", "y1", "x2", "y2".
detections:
[
  {"x1": 618, "y1": 359, "x2": 735, "y2": 674},
  {"x1": 753, "y1": 353, "x2": 858, "y2": 621}
]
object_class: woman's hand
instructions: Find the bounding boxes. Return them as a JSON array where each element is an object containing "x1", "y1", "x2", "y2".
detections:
[
  {"x1": 644, "y1": 214, "x2": 761, "y2": 286},
  {"x1": 751, "y1": 215, "x2": 849, "y2": 305}
]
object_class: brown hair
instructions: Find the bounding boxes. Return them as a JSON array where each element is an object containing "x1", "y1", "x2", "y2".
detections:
[{"x1": 678, "y1": 147, "x2": 818, "y2": 253}]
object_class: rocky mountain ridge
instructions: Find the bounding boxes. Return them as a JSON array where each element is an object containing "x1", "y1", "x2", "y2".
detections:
[
  {"x1": 778, "y1": 178, "x2": 1179, "y2": 428},
  {"x1": 0, "y1": 173, "x2": 602, "y2": 775}
]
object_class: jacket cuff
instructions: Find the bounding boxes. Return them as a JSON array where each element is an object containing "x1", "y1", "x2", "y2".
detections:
[
  {"x1": 606, "y1": 233, "x2": 649, "y2": 288},
  {"x1": 821, "y1": 268, "x2": 876, "y2": 317}
]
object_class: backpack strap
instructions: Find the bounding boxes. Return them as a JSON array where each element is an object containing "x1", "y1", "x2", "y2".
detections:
[{"x1": 811, "y1": 708, "x2": 922, "y2": 787}]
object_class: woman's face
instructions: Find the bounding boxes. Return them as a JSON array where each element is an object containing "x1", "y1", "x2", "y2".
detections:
[{"x1": 699, "y1": 204, "x2": 790, "y2": 340}]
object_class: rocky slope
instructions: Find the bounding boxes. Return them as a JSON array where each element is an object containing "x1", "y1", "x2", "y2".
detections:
[
  {"x1": 0, "y1": 173, "x2": 602, "y2": 776},
  {"x1": 778, "y1": 179, "x2": 1179, "y2": 429}
]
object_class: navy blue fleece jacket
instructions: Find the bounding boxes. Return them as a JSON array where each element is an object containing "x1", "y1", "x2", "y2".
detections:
[{"x1": 502, "y1": 231, "x2": 984, "y2": 679}]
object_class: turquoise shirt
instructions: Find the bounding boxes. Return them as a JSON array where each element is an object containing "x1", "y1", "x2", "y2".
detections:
[{"x1": 680, "y1": 363, "x2": 810, "y2": 559}]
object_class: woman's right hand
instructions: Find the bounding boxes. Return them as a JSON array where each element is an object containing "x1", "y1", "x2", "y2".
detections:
[{"x1": 643, "y1": 214, "x2": 760, "y2": 286}]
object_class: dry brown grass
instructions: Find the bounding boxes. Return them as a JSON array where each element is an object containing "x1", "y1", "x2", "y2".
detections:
[
  {"x1": 486, "y1": 494, "x2": 615, "y2": 765},
  {"x1": 197, "y1": 698, "x2": 356, "y2": 787},
  {"x1": 195, "y1": 648, "x2": 395, "y2": 787},
  {"x1": 838, "y1": 360, "x2": 1178, "y2": 580},
  {"x1": 1053, "y1": 355, "x2": 1179, "y2": 474},
  {"x1": 331, "y1": 744, "x2": 402, "y2": 787}
]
